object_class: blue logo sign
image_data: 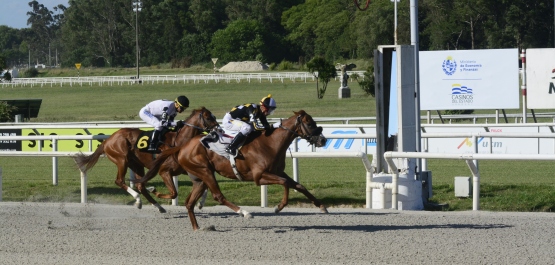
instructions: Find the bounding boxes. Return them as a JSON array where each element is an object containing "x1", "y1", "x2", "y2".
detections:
[
  {"x1": 442, "y1": 56, "x2": 457, "y2": 76},
  {"x1": 451, "y1": 84, "x2": 473, "y2": 95},
  {"x1": 322, "y1": 130, "x2": 377, "y2": 150}
]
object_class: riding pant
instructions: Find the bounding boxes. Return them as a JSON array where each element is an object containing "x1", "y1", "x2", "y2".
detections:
[
  {"x1": 222, "y1": 113, "x2": 253, "y2": 135},
  {"x1": 140, "y1": 107, "x2": 176, "y2": 130}
]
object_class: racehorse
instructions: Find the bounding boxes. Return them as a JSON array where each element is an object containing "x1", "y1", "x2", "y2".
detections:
[
  {"x1": 136, "y1": 110, "x2": 328, "y2": 230},
  {"x1": 73, "y1": 107, "x2": 218, "y2": 213}
]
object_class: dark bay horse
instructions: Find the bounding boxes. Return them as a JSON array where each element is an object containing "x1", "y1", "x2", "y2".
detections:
[
  {"x1": 136, "y1": 110, "x2": 328, "y2": 230},
  {"x1": 73, "y1": 107, "x2": 218, "y2": 213}
]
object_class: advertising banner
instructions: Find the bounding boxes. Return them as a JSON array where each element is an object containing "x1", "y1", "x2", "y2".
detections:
[
  {"x1": 525, "y1": 48, "x2": 555, "y2": 109},
  {"x1": 0, "y1": 128, "x2": 136, "y2": 151},
  {"x1": 293, "y1": 127, "x2": 376, "y2": 154},
  {"x1": 420, "y1": 49, "x2": 519, "y2": 110},
  {"x1": 423, "y1": 126, "x2": 554, "y2": 154}
]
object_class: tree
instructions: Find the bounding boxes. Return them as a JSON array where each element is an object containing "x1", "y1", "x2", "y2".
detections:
[
  {"x1": 355, "y1": 65, "x2": 375, "y2": 97},
  {"x1": 306, "y1": 56, "x2": 337, "y2": 99},
  {"x1": 26, "y1": 1, "x2": 66, "y2": 66},
  {"x1": 62, "y1": 0, "x2": 132, "y2": 67},
  {"x1": 0, "y1": 101, "x2": 17, "y2": 122},
  {"x1": 210, "y1": 19, "x2": 269, "y2": 63},
  {"x1": 0, "y1": 54, "x2": 6, "y2": 70},
  {"x1": 0, "y1": 26, "x2": 26, "y2": 67}
]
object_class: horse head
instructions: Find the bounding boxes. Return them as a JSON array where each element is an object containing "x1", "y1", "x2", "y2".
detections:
[
  {"x1": 184, "y1": 106, "x2": 219, "y2": 133},
  {"x1": 291, "y1": 110, "x2": 327, "y2": 147}
]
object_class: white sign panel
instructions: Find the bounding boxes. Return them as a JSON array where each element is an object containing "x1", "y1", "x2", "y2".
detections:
[
  {"x1": 525, "y1": 48, "x2": 555, "y2": 109},
  {"x1": 420, "y1": 49, "x2": 519, "y2": 110},
  {"x1": 292, "y1": 127, "x2": 376, "y2": 154},
  {"x1": 423, "y1": 126, "x2": 552, "y2": 154}
]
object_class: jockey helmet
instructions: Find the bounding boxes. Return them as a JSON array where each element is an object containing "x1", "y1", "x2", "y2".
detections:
[
  {"x1": 175, "y1": 96, "x2": 189, "y2": 109},
  {"x1": 260, "y1": 94, "x2": 276, "y2": 115}
]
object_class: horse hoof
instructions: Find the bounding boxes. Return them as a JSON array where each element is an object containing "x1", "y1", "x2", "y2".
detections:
[
  {"x1": 244, "y1": 213, "x2": 253, "y2": 219},
  {"x1": 274, "y1": 206, "x2": 282, "y2": 214},
  {"x1": 320, "y1": 206, "x2": 329, "y2": 214},
  {"x1": 201, "y1": 225, "x2": 216, "y2": 231},
  {"x1": 146, "y1": 186, "x2": 156, "y2": 193},
  {"x1": 135, "y1": 201, "x2": 142, "y2": 209},
  {"x1": 158, "y1": 208, "x2": 167, "y2": 214}
]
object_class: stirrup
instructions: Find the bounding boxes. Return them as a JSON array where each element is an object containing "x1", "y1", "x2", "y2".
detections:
[
  {"x1": 225, "y1": 147, "x2": 237, "y2": 157},
  {"x1": 147, "y1": 142, "x2": 159, "y2": 152}
]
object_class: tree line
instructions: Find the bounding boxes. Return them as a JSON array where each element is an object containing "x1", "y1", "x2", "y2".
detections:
[{"x1": 0, "y1": 0, "x2": 553, "y2": 70}]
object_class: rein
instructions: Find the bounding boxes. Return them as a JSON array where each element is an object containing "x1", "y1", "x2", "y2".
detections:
[
  {"x1": 279, "y1": 115, "x2": 313, "y2": 141},
  {"x1": 172, "y1": 109, "x2": 216, "y2": 147}
]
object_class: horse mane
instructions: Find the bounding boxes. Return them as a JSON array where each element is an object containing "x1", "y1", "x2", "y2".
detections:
[{"x1": 185, "y1": 106, "x2": 207, "y2": 119}]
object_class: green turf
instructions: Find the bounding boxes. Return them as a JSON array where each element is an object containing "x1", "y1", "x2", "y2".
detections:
[{"x1": 1, "y1": 71, "x2": 555, "y2": 211}]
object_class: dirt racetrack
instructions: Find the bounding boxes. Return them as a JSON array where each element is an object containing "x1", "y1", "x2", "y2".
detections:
[{"x1": 0, "y1": 202, "x2": 554, "y2": 265}]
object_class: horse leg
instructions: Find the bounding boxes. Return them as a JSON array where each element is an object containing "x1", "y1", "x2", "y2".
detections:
[
  {"x1": 184, "y1": 180, "x2": 206, "y2": 231},
  {"x1": 148, "y1": 171, "x2": 178, "y2": 200},
  {"x1": 189, "y1": 174, "x2": 208, "y2": 209},
  {"x1": 257, "y1": 172, "x2": 290, "y2": 213},
  {"x1": 258, "y1": 172, "x2": 328, "y2": 214},
  {"x1": 183, "y1": 178, "x2": 224, "y2": 231},
  {"x1": 198, "y1": 189, "x2": 208, "y2": 209},
  {"x1": 128, "y1": 162, "x2": 166, "y2": 213},
  {"x1": 282, "y1": 173, "x2": 328, "y2": 214},
  {"x1": 190, "y1": 169, "x2": 252, "y2": 228},
  {"x1": 113, "y1": 162, "x2": 143, "y2": 209},
  {"x1": 204, "y1": 177, "x2": 252, "y2": 218}
]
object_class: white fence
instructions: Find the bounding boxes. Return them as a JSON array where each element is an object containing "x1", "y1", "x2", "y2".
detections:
[
  {"x1": 384, "y1": 151, "x2": 555, "y2": 211},
  {"x1": 0, "y1": 71, "x2": 366, "y2": 87},
  {"x1": 3, "y1": 124, "x2": 555, "y2": 209},
  {"x1": 0, "y1": 134, "x2": 374, "y2": 207}
]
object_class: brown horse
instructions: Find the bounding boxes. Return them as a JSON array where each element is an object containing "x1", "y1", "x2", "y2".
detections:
[
  {"x1": 73, "y1": 107, "x2": 218, "y2": 213},
  {"x1": 136, "y1": 110, "x2": 328, "y2": 230}
]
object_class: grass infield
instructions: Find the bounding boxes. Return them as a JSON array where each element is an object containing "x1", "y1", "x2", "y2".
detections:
[{"x1": 1, "y1": 69, "x2": 555, "y2": 211}]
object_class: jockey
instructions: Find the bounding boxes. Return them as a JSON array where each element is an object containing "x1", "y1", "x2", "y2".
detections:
[
  {"x1": 139, "y1": 95, "x2": 189, "y2": 152},
  {"x1": 222, "y1": 94, "x2": 277, "y2": 157}
]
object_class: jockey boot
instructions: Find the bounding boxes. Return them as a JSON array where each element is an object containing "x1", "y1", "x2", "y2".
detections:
[
  {"x1": 148, "y1": 129, "x2": 162, "y2": 152},
  {"x1": 225, "y1": 132, "x2": 246, "y2": 157},
  {"x1": 200, "y1": 131, "x2": 217, "y2": 148}
]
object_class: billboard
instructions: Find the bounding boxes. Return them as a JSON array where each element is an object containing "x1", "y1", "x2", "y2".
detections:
[
  {"x1": 420, "y1": 49, "x2": 519, "y2": 110},
  {"x1": 292, "y1": 127, "x2": 376, "y2": 153},
  {"x1": 525, "y1": 48, "x2": 555, "y2": 109},
  {"x1": 0, "y1": 128, "x2": 126, "y2": 151}
]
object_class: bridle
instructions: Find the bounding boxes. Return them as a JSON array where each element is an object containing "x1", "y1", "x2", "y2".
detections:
[
  {"x1": 172, "y1": 109, "x2": 218, "y2": 147},
  {"x1": 279, "y1": 114, "x2": 320, "y2": 143},
  {"x1": 182, "y1": 109, "x2": 218, "y2": 133}
]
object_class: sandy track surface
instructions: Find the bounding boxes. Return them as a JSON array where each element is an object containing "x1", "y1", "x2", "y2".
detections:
[{"x1": 0, "y1": 202, "x2": 554, "y2": 265}]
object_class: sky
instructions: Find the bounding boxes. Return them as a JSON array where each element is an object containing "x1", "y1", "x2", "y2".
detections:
[{"x1": 0, "y1": 0, "x2": 69, "y2": 29}]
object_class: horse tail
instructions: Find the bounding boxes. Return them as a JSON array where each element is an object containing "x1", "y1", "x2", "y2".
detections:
[
  {"x1": 73, "y1": 143, "x2": 105, "y2": 173},
  {"x1": 135, "y1": 145, "x2": 181, "y2": 184}
]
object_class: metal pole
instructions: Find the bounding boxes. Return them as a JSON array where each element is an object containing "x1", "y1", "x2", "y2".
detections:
[
  {"x1": 0, "y1": 167, "x2": 2, "y2": 201},
  {"x1": 135, "y1": 4, "x2": 140, "y2": 82},
  {"x1": 411, "y1": 0, "x2": 422, "y2": 172},
  {"x1": 521, "y1": 49, "x2": 527, "y2": 123},
  {"x1": 394, "y1": 0, "x2": 398, "y2": 45}
]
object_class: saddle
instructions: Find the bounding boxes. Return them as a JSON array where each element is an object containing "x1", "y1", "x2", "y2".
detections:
[
  {"x1": 199, "y1": 130, "x2": 237, "y2": 157},
  {"x1": 200, "y1": 130, "x2": 245, "y2": 180}
]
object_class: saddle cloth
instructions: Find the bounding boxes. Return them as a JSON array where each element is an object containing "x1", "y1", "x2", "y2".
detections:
[
  {"x1": 199, "y1": 130, "x2": 238, "y2": 158},
  {"x1": 137, "y1": 130, "x2": 156, "y2": 152}
]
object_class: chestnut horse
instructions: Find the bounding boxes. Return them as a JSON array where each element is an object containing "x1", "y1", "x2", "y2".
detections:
[
  {"x1": 73, "y1": 107, "x2": 218, "y2": 213},
  {"x1": 136, "y1": 110, "x2": 328, "y2": 230}
]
